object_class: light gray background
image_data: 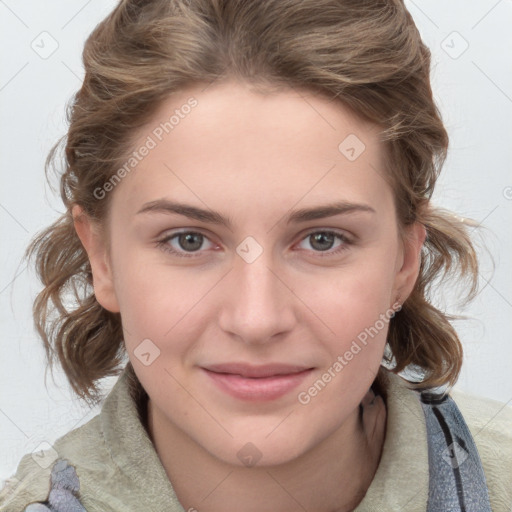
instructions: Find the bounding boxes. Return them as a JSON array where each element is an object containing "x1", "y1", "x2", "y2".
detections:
[{"x1": 1, "y1": 0, "x2": 511, "y2": 484}]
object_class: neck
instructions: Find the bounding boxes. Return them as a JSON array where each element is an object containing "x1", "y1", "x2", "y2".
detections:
[{"x1": 147, "y1": 394, "x2": 386, "y2": 512}]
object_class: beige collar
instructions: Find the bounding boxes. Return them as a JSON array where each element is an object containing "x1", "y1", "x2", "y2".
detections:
[{"x1": 354, "y1": 371, "x2": 429, "y2": 511}]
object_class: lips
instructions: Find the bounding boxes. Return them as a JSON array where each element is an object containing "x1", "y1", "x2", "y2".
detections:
[
  {"x1": 201, "y1": 363, "x2": 314, "y2": 401},
  {"x1": 203, "y1": 363, "x2": 313, "y2": 378}
]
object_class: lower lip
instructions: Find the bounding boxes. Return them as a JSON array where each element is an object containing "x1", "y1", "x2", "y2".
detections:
[{"x1": 202, "y1": 368, "x2": 314, "y2": 401}]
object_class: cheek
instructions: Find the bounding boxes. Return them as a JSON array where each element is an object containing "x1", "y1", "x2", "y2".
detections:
[
  {"x1": 110, "y1": 245, "x2": 171, "y2": 343},
  {"x1": 111, "y1": 246, "x2": 212, "y2": 361},
  {"x1": 302, "y1": 253, "x2": 397, "y2": 380},
  {"x1": 297, "y1": 269, "x2": 395, "y2": 412},
  {"x1": 308, "y1": 255, "x2": 397, "y2": 332}
]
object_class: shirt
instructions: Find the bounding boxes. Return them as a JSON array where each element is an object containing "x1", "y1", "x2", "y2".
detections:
[{"x1": 1, "y1": 363, "x2": 511, "y2": 511}]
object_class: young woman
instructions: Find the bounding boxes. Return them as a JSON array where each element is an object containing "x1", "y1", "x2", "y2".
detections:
[{"x1": 1, "y1": 1, "x2": 510, "y2": 511}]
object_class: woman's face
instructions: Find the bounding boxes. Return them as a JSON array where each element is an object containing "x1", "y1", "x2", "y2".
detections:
[{"x1": 80, "y1": 80, "x2": 424, "y2": 466}]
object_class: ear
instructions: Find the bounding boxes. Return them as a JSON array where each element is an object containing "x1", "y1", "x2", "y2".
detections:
[
  {"x1": 72, "y1": 205, "x2": 120, "y2": 313},
  {"x1": 392, "y1": 222, "x2": 426, "y2": 304}
]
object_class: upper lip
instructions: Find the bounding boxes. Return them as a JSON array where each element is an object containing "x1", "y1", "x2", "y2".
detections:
[{"x1": 203, "y1": 363, "x2": 313, "y2": 378}]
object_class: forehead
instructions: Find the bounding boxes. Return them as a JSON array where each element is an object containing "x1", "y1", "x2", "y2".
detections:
[{"x1": 110, "y1": 80, "x2": 393, "y2": 221}]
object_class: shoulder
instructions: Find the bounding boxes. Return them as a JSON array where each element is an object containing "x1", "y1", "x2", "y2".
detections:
[
  {"x1": 450, "y1": 387, "x2": 512, "y2": 511},
  {"x1": 0, "y1": 413, "x2": 112, "y2": 512},
  {"x1": 0, "y1": 366, "x2": 155, "y2": 512}
]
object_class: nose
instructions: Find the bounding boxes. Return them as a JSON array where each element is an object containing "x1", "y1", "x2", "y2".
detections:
[{"x1": 217, "y1": 247, "x2": 296, "y2": 345}]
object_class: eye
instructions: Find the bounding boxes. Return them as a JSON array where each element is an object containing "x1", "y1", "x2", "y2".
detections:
[
  {"x1": 156, "y1": 231, "x2": 216, "y2": 258},
  {"x1": 156, "y1": 229, "x2": 353, "y2": 259},
  {"x1": 296, "y1": 230, "x2": 352, "y2": 257}
]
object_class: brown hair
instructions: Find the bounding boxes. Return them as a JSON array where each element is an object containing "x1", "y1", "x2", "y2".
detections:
[{"x1": 26, "y1": 0, "x2": 480, "y2": 404}]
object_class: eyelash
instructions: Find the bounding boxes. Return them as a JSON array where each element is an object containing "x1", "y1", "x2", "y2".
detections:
[{"x1": 156, "y1": 229, "x2": 353, "y2": 259}]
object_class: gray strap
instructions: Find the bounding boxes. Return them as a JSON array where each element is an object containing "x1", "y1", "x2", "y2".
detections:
[{"x1": 419, "y1": 392, "x2": 492, "y2": 512}]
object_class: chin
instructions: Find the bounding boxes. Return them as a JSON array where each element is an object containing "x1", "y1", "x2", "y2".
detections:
[
  {"x1": 209, "y1": 439, "x2": 309, "y2": 469},
  {"x1": 199, "y1": 419, "x2": 320, "y2": 469}
]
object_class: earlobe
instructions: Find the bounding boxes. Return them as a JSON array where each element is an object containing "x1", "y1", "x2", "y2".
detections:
[
  {"x1": 393, "y1": 222, "x2": 426, "y2": 304},
  {"x1": 72, "y1": 205, "x2": 120, "y2": 313}
]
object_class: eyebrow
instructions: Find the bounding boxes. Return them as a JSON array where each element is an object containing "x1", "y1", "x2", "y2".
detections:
[{"x1": 136, "y1": 199, "x2": 376, "y2": 228}]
